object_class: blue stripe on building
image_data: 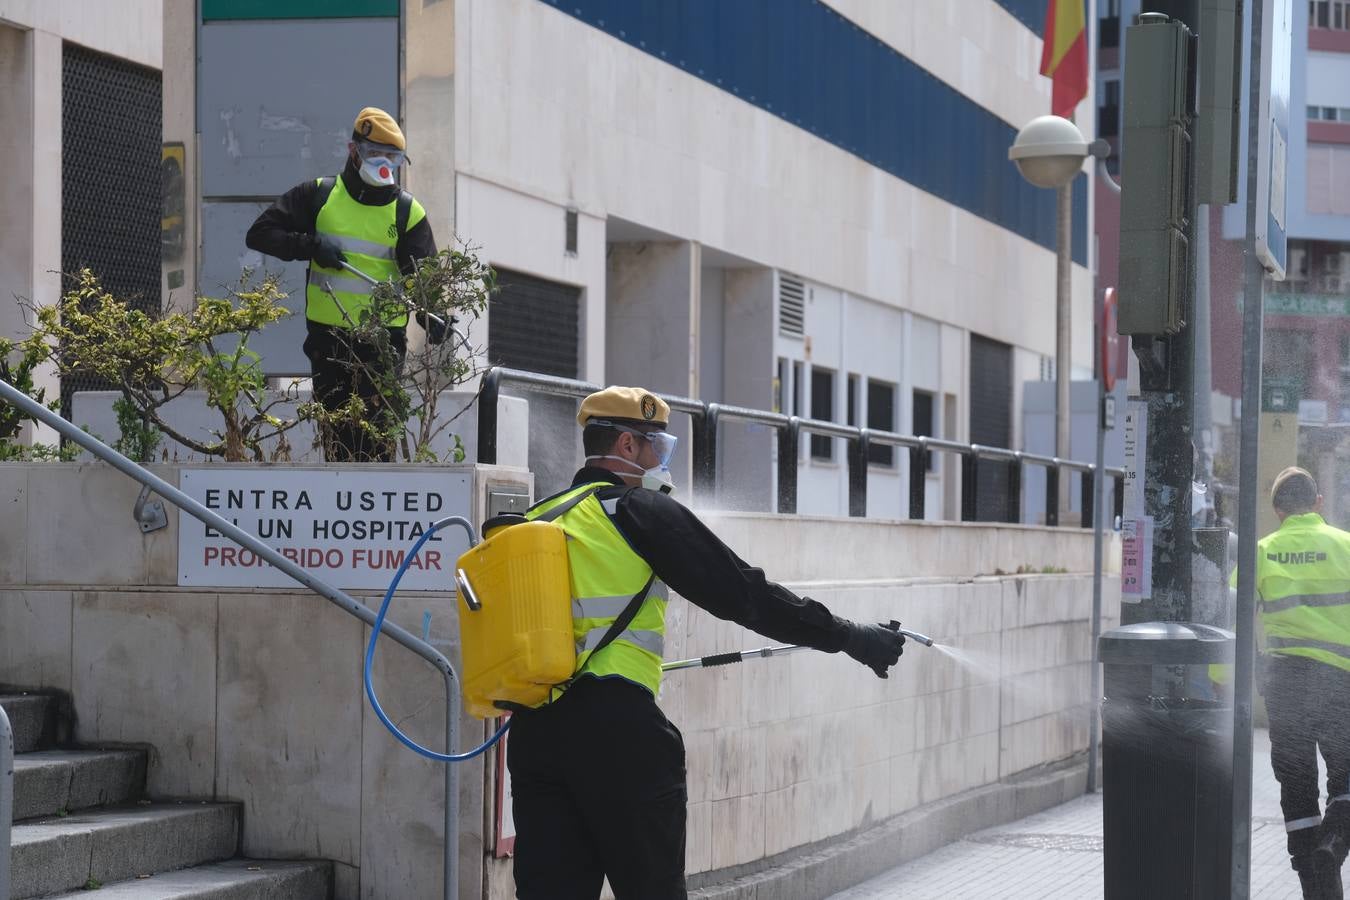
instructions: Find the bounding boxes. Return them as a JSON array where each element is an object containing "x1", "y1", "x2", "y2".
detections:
[
  {"x1": 541, "y1": 0, "x2": 1086, "y2": 266},
  {"x1": 994, "y1": 0, "x2": 1048, "y2": 32}
]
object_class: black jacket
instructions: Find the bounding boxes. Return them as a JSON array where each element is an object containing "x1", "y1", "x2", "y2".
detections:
[
  {"x1": 561, "y1": 467, "x2": 851, "y2": 652},
  {"x1": 245, "y1": 158, "x2": 437, "y2": 276}
]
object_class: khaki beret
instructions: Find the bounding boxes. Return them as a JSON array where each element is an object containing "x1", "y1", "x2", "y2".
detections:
[
  {"x1": 353, "y1": 107, "x2": 406, "y2": 151},
  {"x1": 1272, "y1": 466, "x2": 1317, "y2": 509},
  {"x1": 577, "y1": 386, "x2": 670, "y2": 428}
]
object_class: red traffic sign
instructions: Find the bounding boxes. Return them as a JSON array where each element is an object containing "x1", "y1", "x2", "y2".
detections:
[{"x1": 1101, "y1": 287, "x2": 1121, "y2": 392}]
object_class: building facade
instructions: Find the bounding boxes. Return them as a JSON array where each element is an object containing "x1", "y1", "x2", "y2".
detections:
[
  {"x1": 0, "y1": 0, "x2": 164, "y2": 440},
  {"x1": 166, "y1": 0, "x2": 1099, "y2": 519}
]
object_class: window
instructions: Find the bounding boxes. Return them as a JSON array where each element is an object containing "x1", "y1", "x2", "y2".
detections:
[
  {"x1": 1311, "y1": 0, "x2": 1350, "y2": 29},
  {"x1": 1099, "y1": 81, "x2": 1121, "y2": 139},
  {"x1": 913, "y1": 390, "x2": 937, "y2": 472},
  {"x1": 1340, "y1": 335, "x2": 1350, "y2": 421},
  {"x1": 776, "y1": 358, "x2": 790, "y2": 414},
  {"x1": 867, "y1": 381, "x2": 896, "y2": 466},
  {"x1": 564, "y1": 209, "x2": 578, "y2": 255},
  {"x1": 1100, "y1": 0, "x2": 1120, "y2": 49},
  {"x1": 846, "y1": 374, "x2": 859, "y2": 427},
  {"x1": 793, "y1": 361, "x2": 804, "y2": 416},
  {"x1": 810, "y1": 367, "x2": 835, "y2": 460}
]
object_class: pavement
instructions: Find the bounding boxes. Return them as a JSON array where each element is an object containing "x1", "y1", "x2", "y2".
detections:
[{"x1": 829, "y1": 729, "x2": 1338, "y2": 899}]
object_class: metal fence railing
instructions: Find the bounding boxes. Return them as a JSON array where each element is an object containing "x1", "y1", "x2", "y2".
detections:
[
  {"x1": 1, "y1": 702, "x2": 11, "y2": 900},
  {"x1": 478, "y1": 367, "x2": 1125, "y2": 527},
  {"x1": 0, "y1": 378, "x2": 463, "y2": 900}
]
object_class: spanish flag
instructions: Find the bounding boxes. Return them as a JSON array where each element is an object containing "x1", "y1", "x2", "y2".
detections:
[{"x1": 1040, "y1": 0, "x2": 1088, "y2": 119}]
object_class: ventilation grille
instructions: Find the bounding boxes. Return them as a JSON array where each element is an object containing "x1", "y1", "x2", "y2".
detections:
[
  {"x1": 779, "y1": 274, "x2": 805, "y2": 337},
  {"x1": 61, "y1": 43, "x2": 163, "y2": 415},
  {"x1": 488, "y1": 268, "x2": 581, "y2": 378}
]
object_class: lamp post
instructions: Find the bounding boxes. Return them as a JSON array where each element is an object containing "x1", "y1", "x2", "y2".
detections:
[
  {"x1": 1008, "y1": 115, "x2": 1108, "y2": 522},
  {"x1": 1011, "y1": 118, "x2": 1115, "y2": 795}
]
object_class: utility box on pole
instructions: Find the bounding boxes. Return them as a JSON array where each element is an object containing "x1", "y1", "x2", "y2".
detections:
[
  {"x1": 1196, "y1": 0, "x2": 1244, "y2": 204},
  {"x1": 1117, "y1": 15, "x2": 1195, "y2": 336}
]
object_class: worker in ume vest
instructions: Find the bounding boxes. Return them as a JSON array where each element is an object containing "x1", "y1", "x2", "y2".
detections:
[{"x1": 1254, "y1": 467, "x2": 1350, "y2": 899}]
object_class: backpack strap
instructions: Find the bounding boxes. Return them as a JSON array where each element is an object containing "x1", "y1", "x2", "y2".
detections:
[
  {"x1": 528, "y1": 484, "x2": 603, "y2": 523},
  {"x1": 311, "y1": 176, "x2": 338, "y2": 224},
  {"x1": 395, "y1": 190, "x2": 413, "y2": 240},
  {"x1": 580, "y1": 572, "x2": 656, "y2": 667}
]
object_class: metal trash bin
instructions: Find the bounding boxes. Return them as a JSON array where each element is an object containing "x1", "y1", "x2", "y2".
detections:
[{"x1": 1099, "y1": 622, "x2": 1235, "y2": 899}]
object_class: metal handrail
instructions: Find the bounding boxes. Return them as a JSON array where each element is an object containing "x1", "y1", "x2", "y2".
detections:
[
  {"x1": 479, "y1": 366, "x2": 1124, "y2": 526},
  {"x1": 0, "y1": 379, "x2": 463, "y2": 900},
  {"x1": 1, "y1": 703, "x2": 11, "y2": 900}
]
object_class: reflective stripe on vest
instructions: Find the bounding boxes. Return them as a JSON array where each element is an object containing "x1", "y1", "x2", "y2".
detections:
[
  {"x1": 1256, "y1": 512, "x2": 1350, "y2": 674},
  {"x1": 1268, "y1": 636, "x2": 1350, "y2": 656},
  {"x1": 572, "y1": 582, "x2": 669, "y2": 620},
  {"x1": 306, "y1": 177, "x2": 406, "y2": 328},
  {"x1": 525, "y1": 482, "x2": 667, "y2": 697},
  {"x1": 578, "y1": 626, "x2": 665, "y2": 656},
  {"x1": 1263, "y1": 592, "x2": 1350, "y2": 614}
]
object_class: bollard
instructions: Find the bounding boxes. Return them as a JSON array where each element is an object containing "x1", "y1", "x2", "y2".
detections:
[{"x1": 1099, "y1": 622, "x2": 1234, "y2": 899}]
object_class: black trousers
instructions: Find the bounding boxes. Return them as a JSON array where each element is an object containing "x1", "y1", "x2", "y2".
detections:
[
  {"x1": 507, "y1": 675, "x2": 687, "y2": 900},
  {"x1": 303, "y1": 321, "x2": 406, "y2": 463},
  {"x1": 1266, "y1": 655, "x2": 1350, "y2": 860}
]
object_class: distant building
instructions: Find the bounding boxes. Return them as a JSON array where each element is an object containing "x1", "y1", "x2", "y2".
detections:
[{"x1": 1097, "y1": 0, "x2": 1350, "y2": 521}]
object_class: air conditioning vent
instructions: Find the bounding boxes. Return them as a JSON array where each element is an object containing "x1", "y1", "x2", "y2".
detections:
[{"x1": 779, "y1": 274, "x2": 805, "y2": 337}]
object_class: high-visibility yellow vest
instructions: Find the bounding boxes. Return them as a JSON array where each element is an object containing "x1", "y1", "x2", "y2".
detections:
[
  {"x1": 526, "y1": 482, "x2": 668, "y2": 698},
  {"x1": 1255, "y1": 512, "x2": 1350, "y2": 673},
  {"x1": 305, "y1": 177, "x2": 425, "y2": 328}
]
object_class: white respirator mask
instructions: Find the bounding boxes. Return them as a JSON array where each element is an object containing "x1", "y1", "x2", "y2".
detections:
[{"x1": 354, "y1": 140, "x2": 404, "y2": 188}]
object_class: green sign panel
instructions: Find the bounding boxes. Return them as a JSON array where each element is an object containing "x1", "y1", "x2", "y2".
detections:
[
  {"x1": 1264, "y1": 294, "x2": 1350, "y2": 317},
  {"x1": 1262, "y1": 378, "x2": 1301, "y2": 413},
  {"x1": 202, "y1": 0, "x2": 398, "y2": 20}
]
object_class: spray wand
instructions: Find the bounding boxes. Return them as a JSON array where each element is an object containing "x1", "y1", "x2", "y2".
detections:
[
  {"x1": 325, "y1": 259, "x2": 467, "y2": 348},
  {"x1": 662, "y1": 621, "x2": 935, "y2": 673}
]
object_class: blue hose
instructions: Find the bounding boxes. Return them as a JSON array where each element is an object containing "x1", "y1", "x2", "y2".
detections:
[{"x1": 364, "y1": 516, "x2": 509, "y2": 762}]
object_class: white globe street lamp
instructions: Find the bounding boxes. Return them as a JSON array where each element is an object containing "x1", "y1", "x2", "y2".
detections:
[{"x1": 1008, "y1": 115, "x2": 1111, "y2": 523}]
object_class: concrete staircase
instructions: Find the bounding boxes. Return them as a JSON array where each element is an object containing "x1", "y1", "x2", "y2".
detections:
[{"x1": 2, "y1": 692, "x2": 333, "y2": 899}]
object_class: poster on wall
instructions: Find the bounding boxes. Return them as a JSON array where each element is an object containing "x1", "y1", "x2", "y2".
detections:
[
  {"x1": 177, "y1": 468, "x2": 473, "y2": 590},
  {"x1": 1121, "y1": 516, "x2": 1153, "y2": 603}
]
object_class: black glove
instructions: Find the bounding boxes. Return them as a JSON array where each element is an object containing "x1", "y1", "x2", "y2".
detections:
[
  {"x1": 843, "y1": 620, "x2": 905, "y2": 678},
  {"x1": 416, "y1": 311, "x2": 450, "y2": 345},
  {"x1": 311, "y1": 234, "x2": 347, "y2": 269}
]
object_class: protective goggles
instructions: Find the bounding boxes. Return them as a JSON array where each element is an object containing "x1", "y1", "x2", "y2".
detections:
[
  {"x1": 591, "y1": 420, "x2": 678, "y2": 467},
  {"x1": 354, "y1": 138, "x2": 407, "y2": 167}
]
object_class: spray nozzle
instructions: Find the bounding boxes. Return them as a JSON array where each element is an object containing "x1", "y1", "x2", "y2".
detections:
[{"x1": 886, "y1": 620, "x2": 936, "y2": 647}]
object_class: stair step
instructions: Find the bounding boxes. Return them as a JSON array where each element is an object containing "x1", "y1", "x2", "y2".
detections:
[
  {"x1": 43, "y1": 859, "x2": 333, "y2": 899},
  {"x1": 14, "y1": 749, "x2": 146, "y2": 820},
  {"x1": 11, "y1": 802, "x2": 239, "y2": 899},
  {"x1": 1, "y1": 693, "x2": 60, "y2": 753}
]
